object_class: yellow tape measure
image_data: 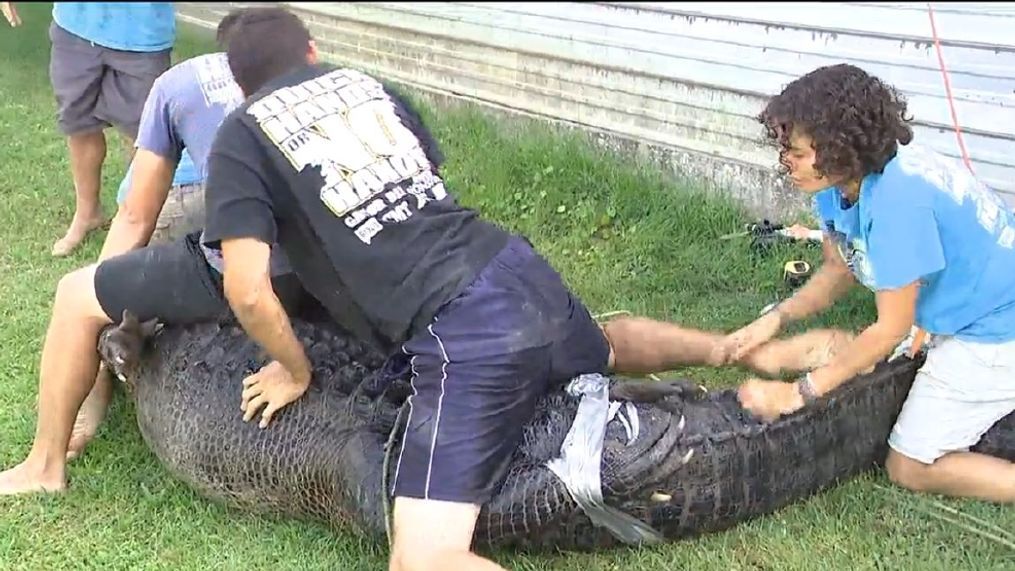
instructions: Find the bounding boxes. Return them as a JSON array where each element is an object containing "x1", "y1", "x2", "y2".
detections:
[{"x1": 783, "y1": 260, "x2": 811, "y2": 287}]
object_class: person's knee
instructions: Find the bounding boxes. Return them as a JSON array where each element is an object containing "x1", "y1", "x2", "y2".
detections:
[
  {"x1": 389, "y1": 497, "x2": 481, "y2": 571},
  {"x1": 55, "y1": 266, "x2": 93, "y2": 306},
  {"x1": 600, "y1": 316, "x2": 652, "y2": 368},
  {"x1": 54, "y1": 264, "x2": 109, "y2": 324},
  {"x1": 389, "y1": 546, "x2": 448, "y2": 571},
  {"x1": 886, "y1": 449, "x2": 934, "y2": 492}
]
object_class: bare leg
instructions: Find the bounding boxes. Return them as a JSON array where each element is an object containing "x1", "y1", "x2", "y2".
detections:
[
  {"x1": 602, "y1": 316, "x2": 858, "y2": 379},
  {"x1": 603, "y1": 316, "x2": 724, "y2": 374},
  {"x1": 886, "y1": 449, "x2": 1015, "y2": 504},
  {"x1": 66, "y1": 365, "x2": 114, "y2": 460},
  {"x1": 53, "y1": 130, "x2": 108, "y2": 257},
  {"x1": 0, "y1": 265, "x2": 112, "y2": 494},
  {"x1": 389, "y1": 497, "x2": 506, "y2": 571}
]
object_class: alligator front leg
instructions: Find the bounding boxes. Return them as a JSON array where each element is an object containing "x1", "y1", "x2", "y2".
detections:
[{"x1": 609, "y1": 377, "x2": 706, "y2": 417}]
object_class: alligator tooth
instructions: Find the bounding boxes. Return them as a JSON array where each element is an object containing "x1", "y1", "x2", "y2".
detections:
[
  {"x1": 677, "y1": 415, "x2": 686, "y2": 431},
  {"x1": 681, "y1": 448, "x2": 695, "y2": 464},
  {"x1": 650, "y1": 491, "x2": 672, "y2": 503},
  {"x1": 117, "y1": 372, "x2": 126, "y2": 382}
]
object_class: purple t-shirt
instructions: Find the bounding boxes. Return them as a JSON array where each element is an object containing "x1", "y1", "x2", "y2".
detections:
[
  {"x1": 135, "y1": 52, "x2": 244, "y2": 177},
  {"x1": 134, "y1": 52, "x2": 290, "y2": 276}
]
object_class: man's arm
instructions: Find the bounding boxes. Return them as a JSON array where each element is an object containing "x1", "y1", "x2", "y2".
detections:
[
  {"x1": 738, "y1": 279, "x2": 919, "y2": 422},
  {"x1": 203, "y1": 119, "x2": 313, "y2": 427},
  {"x1": 221, "y1": 236, "x2": 311, "y2": 384},
  {"x1": 98, "y1": 150, "x2": 175, "y2": 262},
  {"x1": 98, "y1": 71, "x2": 184, "y2": 262}
]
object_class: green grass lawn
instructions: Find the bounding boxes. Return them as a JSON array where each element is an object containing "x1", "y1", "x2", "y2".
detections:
[{"x1": 0, "y1": 4, "x2": 1011, "y2": 570}]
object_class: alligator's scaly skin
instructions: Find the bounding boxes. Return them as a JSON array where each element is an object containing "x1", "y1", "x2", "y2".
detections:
[{"x1": 103, "y1": 318, "x2": 1014, "y2": 552}]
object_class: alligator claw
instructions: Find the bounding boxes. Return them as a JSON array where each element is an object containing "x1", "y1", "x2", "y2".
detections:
[
  {"x1": 681, "y1": 448, "x2": 695, "y2": 465},
  {"x1": 610, "y1": 378, "x2": 704, "y2": 422},
  {"x1": 650, "y1": 491, "x2": 672, "y2": 503}
]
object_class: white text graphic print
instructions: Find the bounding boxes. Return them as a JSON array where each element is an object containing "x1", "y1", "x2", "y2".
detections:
[
  {"x1": 246, "y1": 69, "x2": 447, "y2": 245},
  {"x1": 896, "y1": 144, "x2": 1015, "y2": 249}
]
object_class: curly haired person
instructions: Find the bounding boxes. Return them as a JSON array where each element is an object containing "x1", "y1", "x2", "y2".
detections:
[{"x1": 710, "y1": 63, "x2": 1015, "y2": 504}]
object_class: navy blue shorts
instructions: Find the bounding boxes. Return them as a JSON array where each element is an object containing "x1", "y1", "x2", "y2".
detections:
[{"x1": 390, "y1": 236, "x2": 611, "y2": 505}]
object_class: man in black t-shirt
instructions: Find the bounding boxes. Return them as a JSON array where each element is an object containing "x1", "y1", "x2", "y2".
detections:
[
  {"x1": 202, "y1": 9, "x2": 614, "y2": 570},
  {"x1": 203, "y1": 7, "x2": 753, "y2": 570}
]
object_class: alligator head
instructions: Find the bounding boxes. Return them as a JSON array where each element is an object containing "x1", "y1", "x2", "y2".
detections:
[{"x1": 97, "y1": 309, "x2": 161, "y2": 390}]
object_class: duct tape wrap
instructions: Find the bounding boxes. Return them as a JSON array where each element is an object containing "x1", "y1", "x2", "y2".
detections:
[{"x1": 545, "y1": 373, "x2": 664, "y2": 545}]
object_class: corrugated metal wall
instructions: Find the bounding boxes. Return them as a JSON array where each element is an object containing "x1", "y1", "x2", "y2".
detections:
[{"x1": 176, "y1": 2, "x2": 1015, "y2": 215}]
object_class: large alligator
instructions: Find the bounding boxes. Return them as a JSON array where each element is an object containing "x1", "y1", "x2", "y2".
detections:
[{"x1": 97, "y1": 315, "x2": 1014, "y2": 552}]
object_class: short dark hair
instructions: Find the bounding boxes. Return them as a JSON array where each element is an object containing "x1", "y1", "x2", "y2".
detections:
[
  {"x1": 215, "y1": 10, "x2": 242, "y2": 50},
  {"x1": 758, "y1": 63, "x2": 914, "y2": 181},
  {"x1": 223, "y1": 7, "x2": 313, "y2": 96}
]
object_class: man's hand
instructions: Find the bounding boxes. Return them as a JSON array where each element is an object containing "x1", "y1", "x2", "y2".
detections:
[
  {"x1": 221, "y1": 237, "x2": 313, "y2": 428},
  {"x1": 241, "y1": 360, "x2": 311, "y2": 429},
  {"x1": 709, "y1": 308, "x2": 783, "y2": 366},
  {"x1": 736, "y1": 378, "x2": 805, "y2": 423},
  {"x1": 1, "y1": 3, "x2": 21, "y2": 27}
]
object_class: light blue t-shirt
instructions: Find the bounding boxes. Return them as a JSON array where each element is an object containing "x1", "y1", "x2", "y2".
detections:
[
  {"x1": 117, "y1": 149, "x2": 200, "y2": 205},
  {"x1": 52, "y1": 2, "x2": 175, "y2": 52},
  {"x1": 815, "y1": 143, "x2": 1015, "y2": 343}
]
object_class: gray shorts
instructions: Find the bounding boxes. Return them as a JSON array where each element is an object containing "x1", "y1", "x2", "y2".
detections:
[{"x1": 48, "y1": 22, "x2": 171, "y2": 138}]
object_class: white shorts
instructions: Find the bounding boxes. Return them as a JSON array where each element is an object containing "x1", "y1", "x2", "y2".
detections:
[{"x1": 888, "y1": 336, "x2": 1015, "y2": 464}]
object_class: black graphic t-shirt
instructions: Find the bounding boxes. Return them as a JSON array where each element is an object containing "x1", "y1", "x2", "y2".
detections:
[{"x1": 202, "y1": 64, "x2": 509, "y2": 350}]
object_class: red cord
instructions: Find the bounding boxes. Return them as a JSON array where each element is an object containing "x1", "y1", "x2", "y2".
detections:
[{"x1": 927, "y1": 2, "x2": 975, "y2": 175}]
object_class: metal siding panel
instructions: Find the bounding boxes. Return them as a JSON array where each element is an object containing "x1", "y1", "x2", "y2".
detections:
[{"x1": 176, "y1": 2, "x2": 1015, "y2": 207}]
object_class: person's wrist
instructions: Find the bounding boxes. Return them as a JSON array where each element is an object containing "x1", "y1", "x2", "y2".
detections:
[{"x1": 293, "y1": 359, "x2": 312, "y2": 386}]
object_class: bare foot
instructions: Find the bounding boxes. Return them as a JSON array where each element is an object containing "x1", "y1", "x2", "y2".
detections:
[
  {"x1": 52, "y1": 213, "x2": 107, "y2": 257},
  {"x1": 66, "y1": 368, "x2": 114, "y2": 461},
  {"x1": 0, "y1": 461, "x2": 66, "y2": 496}
]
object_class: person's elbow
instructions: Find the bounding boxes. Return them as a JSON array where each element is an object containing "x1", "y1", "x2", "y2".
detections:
[
  {"x1": 875, "y1": 318, "x2": 914, "y2": 345},
  {"x1": 874, "y1": 305, "x2": 916, "y2": 343},
  {"x1": 113, "y1": 201, "x2": 157, "y2": 234},
  {"x1": 223, "y1": 268, "x2": 269, "y2": 317}
]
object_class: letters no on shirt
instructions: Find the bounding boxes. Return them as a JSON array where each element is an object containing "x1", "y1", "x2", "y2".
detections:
[{"x1": 245, "y1": 69, "x2": 447, "y2": 246}]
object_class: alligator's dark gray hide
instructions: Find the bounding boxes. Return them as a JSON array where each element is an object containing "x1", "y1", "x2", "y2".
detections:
[{"x1": 97, "y1": 317, "x2": 1014, "y2": 553}]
